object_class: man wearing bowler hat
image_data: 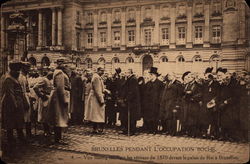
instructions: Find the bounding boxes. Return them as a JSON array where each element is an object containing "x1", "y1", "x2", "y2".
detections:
[
  {"x1": 2, "y1": 61, "x2": 27, "y2": 146},
  {"x1": 143, "y1": 67, "x2": 164, "y2": 134}
]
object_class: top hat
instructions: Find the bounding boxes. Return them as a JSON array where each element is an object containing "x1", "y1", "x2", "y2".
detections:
[
  {"x1": 182, "y1": 71, "x2": 191, "y2": 80},
  {"x1": 205, "y1": 67, "x2": 213, "y2": 74},
  {"x1": 149, "y1": 67, "x2": 160, "y2": 76},
  {"x1": 9, "y1": 60, "x2": 22, "y2": 71}
]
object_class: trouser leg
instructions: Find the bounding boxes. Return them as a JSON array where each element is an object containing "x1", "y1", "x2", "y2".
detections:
[
  {"x1": 43, "y1": 123, "x2": 50, "y2": 135},
  {"x1": 25, "y1": 122, "x2": 32, "y2": 138},
  {"x1": 54, "y1": 127, "x2": 62, "y2": 142}
]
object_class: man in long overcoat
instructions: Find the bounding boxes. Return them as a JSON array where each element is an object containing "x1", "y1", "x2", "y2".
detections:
[
  {"x1": 2, "y1": 61, "x2": 27, "y2": 144},
  {"x1": 143, "y1": 67, "x2": 164, "y2": 134},
  {"x1": 48, "y1": 58, "x2": 70, "y2": 143},
  {"x1": 85, "y1": 67, "x2": 106, "y2": 134},
  {"x1": 200, "y1": 68, "x2": 220, "y2": 139},
  {"x1": 18, "y1": 62, "x2": 32, "y2": 138},
  {"x1": 159, "y1": 72, "x2": 183, "y2": 135},
  {"x1": 217, "y1": 68, "x2": 239, "y2": 141},
  {"x1": 33, "y1": 68, "x2": 53, "y2": 136},
  {"x1": 182, "y1": 72, "x2": 202, "y2": 137},
  {"x1": 70, "y1": 70, "x2": 84, "y2": 125},
  {"x1": 120, "y1": 69, "x2": 141, "y2": 135}
]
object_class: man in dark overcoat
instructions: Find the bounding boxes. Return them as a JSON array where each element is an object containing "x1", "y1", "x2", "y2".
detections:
[
  {"x1": 121, "y1": 69, "x2": 141, "y2": 135},
  {"x1": 143, "y1": 67, "x2": 164, "y2": 134},
  {"x1": 182, "y1": 72, "x2": 202, "y2": 137},
  {"x1": 216, "y1": 68, "x2": 239, "y2": 141},
  {"x1": 200, "y1": 67, "x2": 220, "y2": 139},
  {"x1": 159, "y1": 72, "x2": 183, "y2": 135},
  {"x1": 1, "y1": 61, "x2": 27, "y2": 144},
  {"x1": 70, "y1": 69, "x2": 84, "y2": 125}
]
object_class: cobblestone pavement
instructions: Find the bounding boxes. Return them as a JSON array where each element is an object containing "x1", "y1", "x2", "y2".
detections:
[{"x1": 2, "y1": 124, "x2": 249, "y2": 164}]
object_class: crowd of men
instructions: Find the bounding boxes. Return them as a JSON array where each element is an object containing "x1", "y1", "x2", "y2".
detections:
[{"x1": 0, "y1": 57, "x2": 249, "y2": 147}]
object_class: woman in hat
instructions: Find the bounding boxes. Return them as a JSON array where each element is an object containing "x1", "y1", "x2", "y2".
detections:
[{"x1": 47, "y1": 57, "x2": 70, "y2": 144}]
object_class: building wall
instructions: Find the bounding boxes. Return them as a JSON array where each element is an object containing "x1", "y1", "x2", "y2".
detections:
[{"x1": 0, "y1": 0, "x2": 249, "y2": 75}]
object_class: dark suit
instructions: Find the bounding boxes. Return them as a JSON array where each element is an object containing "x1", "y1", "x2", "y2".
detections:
[{"x1": 143, "y1": 78, "x2": 164, "y2": 133}]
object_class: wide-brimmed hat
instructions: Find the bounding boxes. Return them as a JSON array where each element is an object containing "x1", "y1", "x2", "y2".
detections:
[
  {"x1": 149, "y1": 67, "x2": 160, "y2": 76},
  {"x1": 216, "y1": 67, "x2": 227, "y2": 74},
  {"x1": 9, "y1": 60, "x2": 22, "y2": 71},
  {"x1": 182, "y1": 71, "x2": 191, "y2": 80},
  {"x1": 205, "y1": 67, "x2": 213, "y2": 74}
]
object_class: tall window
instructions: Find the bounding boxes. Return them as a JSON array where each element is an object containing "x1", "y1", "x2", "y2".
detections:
[
  {"x1": 212, "y1": 25, "x2": 221, "y2": 43},
  {"x1": 87, "y1": 33, "x2": 93, "y2": 46},
  {"x1": 87, "y1": 12, "x2": 93, "y2": 24},
  {"x1": 178, "y1": 27, "x2": 186, "y2": 44},
  {"x1": 100, "y1": 32, "x2": 106, "y2": 47},
  {"x1": 128, "y1": 8, "x2": 135, "y2": 21},
  {"x1": 161, "y1": 28, "x2": 169, "y2": 45},
  {"x1": 76, "y1": 32, "x2": 81, "y2": 50},
  {"x1": 145, "y1": 29, "x2": 152, "y2": 45},
  {"x1": 195, "y1": 26, "x2": 203, "y2": 39},
  {"x1": 114, "y1": 10, "x2": 121, "y2": 22},
  {"x1": 212, "y1": 1, "x2": 222, "y2": 15},
  {"x1": 195, "y1": 3, "x2": 204, "y2": 16},
  {"x1": 76, "y1": 11, "x2": 80, "y2": 24},
  {"x1": 114, "y1": 31, "x2": 120, "y2": 46},
  {"x1": 128, "y1": 30, "x2": 135, "y2": 45}
]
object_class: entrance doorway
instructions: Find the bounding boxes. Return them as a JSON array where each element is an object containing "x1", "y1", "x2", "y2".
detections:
[{"x1": 142, "y1": 55, "x2": 153, "y2": 74}]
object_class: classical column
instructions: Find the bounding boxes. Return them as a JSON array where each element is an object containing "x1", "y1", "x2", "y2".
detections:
[
  {"x1": 1, "y1": 15, "x2": 5, "y2": 51},
  {"x1": 120, "y1": 7, "x2": 126, "y2": 50},
  {"x1": 238, "y1": 1, "x2": 246, "y2": 44},
  {"x1": 37, "y1": 9, "x2": 43, "y2": 49},
  {"x1": 42, "y1": 12, "x2": 47, "y2": 46},
  {"x1": 107, "y1": 8, "x2": 112, "y2": 51},
  {"x1": 51, "y1": 8, "x2": 56, "y2": 46},
  {"x1": 204, "y1": 0, "x2": 210, "y2": 47},
  {"x1": 154, "y1": 4, "x2": 160, "y2": 45},
  {"x1": 186, "y1": 1, "x2": 193, "y2": 48},
  {"x1": 136, "y1": 6, "x2": 141, "y2": 45},
  {"x1": 170, "y1": 3, "x2": 176, "y2": 49},
  {"x1": 57, "y1": 7, "x2": 62, "y2": 46},
  {"x1": 93, "y1": 9, "x2": 98, "y2": 51}
]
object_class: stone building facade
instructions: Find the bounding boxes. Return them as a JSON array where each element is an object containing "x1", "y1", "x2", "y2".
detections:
[{"x1": 0, "y1": 0, "x2": 250, "y2": 75}]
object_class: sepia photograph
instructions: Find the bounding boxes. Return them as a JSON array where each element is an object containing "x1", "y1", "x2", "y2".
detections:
[{"x1": 0, "y1": 0, "x2": 249, "y2": 163}]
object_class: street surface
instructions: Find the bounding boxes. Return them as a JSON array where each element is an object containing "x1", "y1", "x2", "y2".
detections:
[{"x1": 1, "y1": 124, "x2": 249, "y2": 164}]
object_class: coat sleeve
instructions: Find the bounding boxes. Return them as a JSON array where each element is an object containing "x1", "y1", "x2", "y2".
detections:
[
  {"x1": 92, "y1": 76, "x2": 104, "y2": 105},
  {"x1": 54, "y1": 72, "x2": 67, "y2": 104},
  {"x1": 3, "y1": 78, "x2": 18, "y2": 108}
]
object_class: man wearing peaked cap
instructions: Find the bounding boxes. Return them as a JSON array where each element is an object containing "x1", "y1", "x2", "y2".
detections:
[{"x1": 1, "y1": 61, "x2": 27, "y2": 144}]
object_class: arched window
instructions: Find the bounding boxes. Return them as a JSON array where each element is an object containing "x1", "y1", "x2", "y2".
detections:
[
  {"x1": 76, "y1": 58, "x2": 81, "y2": 68},
  {"x1": 176, "y1": 56, "x2": 185, "y2": 74},
  {"x1": 210, "y1": 55, "x2": 221, "y2": 71},
  {"x1": 28, "y1": 57, "x2": 36, "y2": 66},
  {"x1": 111, "y1": 57, "x2": 120, "y2": 74},
  {"x1": 85, "y1": 58, "x2": 92, "y2": 69},
  {"x1": 98, "y1": 58, "x2": 106, "y2": 69},
  {"x1": 41, "y1": 56, "x2": 50, "y2": 67},
  {"x1": 161, "y1": 56, "x2": 168, "y2": 63},
  {"x1": 126, "y1": 57, "x2": 134, "y2": 63},
  {"x1": 112, "y1": 57, "x2": 120, "y2": 64},
  {"x1": 192, "y1": 56, "x2": 203, "y2": 73}
]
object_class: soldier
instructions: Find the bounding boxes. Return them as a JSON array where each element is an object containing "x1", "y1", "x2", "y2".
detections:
[
  {"x1": 85, "y1": 67, "x2": 106, "y2": 134},
  {"x1": 143, "y1": 67, "x2": 164, "y2": 134},
  {"x1": 2, "y1": 61, "x2": 27, "y2": 145},
  {"x1": 159, "y1": 72, "x2": 183, "y2": 136},
  {"x1": 19, "y1": 62, "x2": 32, "y2": 139},
  {"x1": 47, "y1": 58, "x2": 70, "y2": 144},
  {"x1": 33, "y1": 67, "x2": 53, "y2": 136}
]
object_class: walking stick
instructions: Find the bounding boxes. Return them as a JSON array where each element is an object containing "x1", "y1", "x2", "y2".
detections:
[{"x1": 128, "y1": 105, "x2": 130, "y2": 137}]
